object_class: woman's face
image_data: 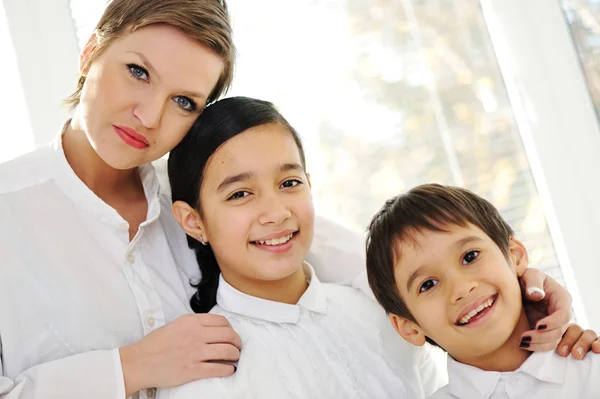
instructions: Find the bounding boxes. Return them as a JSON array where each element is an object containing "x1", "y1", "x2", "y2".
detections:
[{"x1": 77, "y1": 24, "x2": 224, "y2": 169}]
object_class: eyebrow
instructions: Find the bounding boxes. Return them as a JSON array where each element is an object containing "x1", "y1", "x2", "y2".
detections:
[
  {"x1": 406, "y1": 265, "x2": 427, "y2": 294},
  {"x1": 127, "y1": 51, "x2": 207, "y2": 100},
  {"x1": 404, "y1": 235, "x2": 484, "y2": 292},
  {"x1": 216, "y1": 163, "x2": 304, "y2": 193}
]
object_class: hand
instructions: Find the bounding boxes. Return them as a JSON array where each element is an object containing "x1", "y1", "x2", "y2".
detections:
[
  {"x1": 556, "y1": 323, "x2": 600, "y2": 359},
  {"x1": 518, "y1": 268, "x2": 571, "y2": 351},
  {"x1": 120, "y1": 314, "x2": 242, "y2": 396}
]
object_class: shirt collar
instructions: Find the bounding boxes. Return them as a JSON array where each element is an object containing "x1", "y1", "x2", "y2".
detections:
[
  {"x1": 50, "y1": 121, "x2": 161, "y2": 226},
  {"x1": 216, "y1": 263, "x2": 328, "y2": 323},
  {"x1": 446, "y1": 351, "x2": 566, "y2": 399}
]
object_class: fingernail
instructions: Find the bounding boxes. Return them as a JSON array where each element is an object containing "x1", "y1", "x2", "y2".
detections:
[
  {"x1": 576, "y1": 347, "x2": 583, "y2": 357},
  {"x1": 521, "y1": 335, "x2": 532, "y2": 343},
  {"x1": 526, "y1": 287, "x2": 546, "y2": 299},
  {"x1": 561, "y1": 345, "x2": 569, "y2": 355},
  {"x1": 519, "y1": 341, "x2": 530, "y2": 348},
  {"x1": 537, "y1": 324, "x2": 547, "y2": 330}
]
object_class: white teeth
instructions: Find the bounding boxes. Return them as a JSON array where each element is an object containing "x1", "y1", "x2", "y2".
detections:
[
  {"x1": 256, "y1": 233, "x2": 294, "y2": 246},
  {"x1": 458, "y1": 297, "x2": 495, "y2": 325}
]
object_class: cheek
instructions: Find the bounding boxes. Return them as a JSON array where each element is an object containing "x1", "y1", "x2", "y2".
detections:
[
  {"x1": 205, "y1": 206, "x2": 252, "y2": 247},
  {"x1": 153, "y1": 115, "x2": 195, "y2": 148}
]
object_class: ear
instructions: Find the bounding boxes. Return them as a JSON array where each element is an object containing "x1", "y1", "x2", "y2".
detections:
[
  {"x1": 508, "y1": 238, "x2": 529, "y2": 277},
  {"x1": 79, "y1": 30, "x2": 100, "y2": 76},
  {"x1": 389, "y1": 314, "x2": 427, "y2": 346},
  {"x1": 172, "y1": 200, "x2": 207, "y2": 243}
]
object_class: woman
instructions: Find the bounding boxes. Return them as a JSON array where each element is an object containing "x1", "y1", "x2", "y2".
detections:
[{"x1": 0, "y1": 1, "x2": 596, "y2": 398}]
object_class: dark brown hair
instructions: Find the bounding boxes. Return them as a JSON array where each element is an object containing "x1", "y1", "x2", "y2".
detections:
[
  {"x1": 366, "y1": 184, "x2": 514, "y2": 334},
  {"x1": 65, "y1": 0, "x2": 235, "y2": 109}
]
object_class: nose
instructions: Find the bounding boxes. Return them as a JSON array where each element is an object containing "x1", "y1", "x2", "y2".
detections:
[
  {"x1": 257, "y1": 191, "x2": 292, "y2": 226},
  {"x1": 449, "y1": 270, "x2": 477, "y2": 303},
  {"x1": 133, "y1": 93, "x2": 166, "y2": 129}
]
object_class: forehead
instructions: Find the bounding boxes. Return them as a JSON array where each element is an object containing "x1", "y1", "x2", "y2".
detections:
[
  {"x1": 394, "y1": 224, "x2": 488, "y2": 268},
  {"x1": 106, "y1": 24, "x2": 224, "y2": 97},
  {"x1": 204, "y1": 124, "x2": 302, "y2": 178}
]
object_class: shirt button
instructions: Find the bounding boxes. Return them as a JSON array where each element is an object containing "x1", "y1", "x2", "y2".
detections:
[
  {"x1": 119, "y1": 222, "x2": 129, "y2": 231},
  {"x1": 127, "y1": 253, "x2": 135, "y2": 263},
  {"x1": 146, "y1": 316, "x2": 156, "y2": 328},
  {"x1": 145, "y1": 388, "x2": 156, "y2": 399},
  {"x1": 327, "y1": 350, "x2": 338, "y2": 360}
]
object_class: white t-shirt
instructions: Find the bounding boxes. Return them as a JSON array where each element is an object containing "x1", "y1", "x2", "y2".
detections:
[
  {"x1": 431, "y1": 350, "x2": 600, "y2": 398},
  {"x1": 0, "y1": 132, "x2": 369, "y2": 399},
  {"x1": 167, "y1": 264, "x2": 446, "y2": 399}
]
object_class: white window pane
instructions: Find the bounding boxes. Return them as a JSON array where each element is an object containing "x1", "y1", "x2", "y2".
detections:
[{"x1": 227, "y1": 0, "x2": 564, "y2": 283}]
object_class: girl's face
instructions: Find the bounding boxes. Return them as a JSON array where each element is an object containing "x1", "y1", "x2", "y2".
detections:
[
  {"x1": 198, "y1": 123, "x2": 315, "y2": 290},
  {"x1": 76, "y1": 24, "x2": 224, "y2": 169}
]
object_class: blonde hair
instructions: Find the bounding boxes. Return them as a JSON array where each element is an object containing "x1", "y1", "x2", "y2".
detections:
[{"x1": 65, "y1": 0, "x2": 235, "y2": 109}]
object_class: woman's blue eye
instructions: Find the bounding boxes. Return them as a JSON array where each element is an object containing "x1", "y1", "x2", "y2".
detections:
[
  {"x1": 280, "y1": 179, "x2": 302, "y2": 189},
  {"x1": 419, "y1": 279, "x2": 438, "y2": 293},
  {"x1": 228, "y1": 191, "x2": 250, "y2": 200},
  {"x1": 462, "y1": 250, "x2": 480, "y2": 265},
  {"x1": 174, "y1": 96, "x2": 197, "y2": 112},
  {"x1": 127, "y1": 64, "x2": 148, "y2": 81}
]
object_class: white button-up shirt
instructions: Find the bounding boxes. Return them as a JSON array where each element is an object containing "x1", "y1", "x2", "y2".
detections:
[
  {"x1": 431, "y1": 350, "x2": 600, "y2": 399},
  {"x1": 167, "y1": 264, "x2": 446, "y2": 399},
  {"x1": 0, "y1": 133, "x2": 369, "y2": 399}
]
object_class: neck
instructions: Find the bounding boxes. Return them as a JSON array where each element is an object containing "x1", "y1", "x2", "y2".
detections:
[
  {"x1": 454, "y1": 309, "x2": 531, "y2": 372},
  {"x1": 63, "y1": 114, "x2": 143, "y2": 199},
  {"x1": 221, "y1": 264, "x2": 309, "y2": 305}
]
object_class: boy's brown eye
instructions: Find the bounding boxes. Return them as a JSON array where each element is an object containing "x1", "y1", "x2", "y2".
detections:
[
  {"x1": 462, "y1": 250, "x2": 480, "y2": 264},
  {"x1": 419, "y1": 279, "x2": 438, "y2": 293}
]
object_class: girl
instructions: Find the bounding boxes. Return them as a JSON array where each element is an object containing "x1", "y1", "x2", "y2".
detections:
[{"x1": 168, "y1": 96, "x2": 441, "y2": 398}]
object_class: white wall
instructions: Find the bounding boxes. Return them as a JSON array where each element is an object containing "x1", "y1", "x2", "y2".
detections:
[{"x1": 2, "y1": 0, "x2": 79, "y2": 147}]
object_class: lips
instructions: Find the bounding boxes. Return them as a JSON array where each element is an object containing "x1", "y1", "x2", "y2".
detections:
[
  {"x1": 456, "y1": 294, "x2": 498, "y2": 326},
  {"x1": 113, "y1": 125, "x2": 150, "y2": 149}
]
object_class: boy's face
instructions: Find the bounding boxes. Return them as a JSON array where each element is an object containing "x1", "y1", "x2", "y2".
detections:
[{"x1": 391, "y1": 223, "x2": 528, "y2": 364}]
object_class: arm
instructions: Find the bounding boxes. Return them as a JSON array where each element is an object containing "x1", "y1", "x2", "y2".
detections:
[
  {"x1": 0, "y1": 349, "x2": 125, "y2": 399},
  {"x1": 1, "y1": 314, "x2": 241, "y2": 398}
]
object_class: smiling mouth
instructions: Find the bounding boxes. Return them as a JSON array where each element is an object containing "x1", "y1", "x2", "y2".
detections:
[
  {"x1": 456, "y1": 294, "x2": 498, "y2": 326},
  {"x1": 250, "y1": 232, "x2": 298, "y2": 246}
]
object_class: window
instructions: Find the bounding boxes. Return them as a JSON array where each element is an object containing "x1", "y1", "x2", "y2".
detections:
[
  {"x1": 561, "y1": 0, "x2": 600, "y2": 117},
  {"x1": 70, "y1": 0, "x2": 565, "y2": 285}
]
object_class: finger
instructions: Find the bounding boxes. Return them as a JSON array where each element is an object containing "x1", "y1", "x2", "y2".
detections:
[
  {"x1": 194, "y1": 362, "x2": 236, "y2": 379},
  {"x1": 570, "y1": 330, "x2": 598, "y2": 360},
  {"x1": 200, "y1": 343, "x2": 240, "y2": 362},
  {"x1": 556, "y1": 323, "x2": 584, "y2": 357},
  {"x1": 202, "y1": 326, "x2": 242, "y2": 348},
  {"x1": 592, "y1": 338, "x2": 600, "y2": 354},
  {"x1": 531, "y1": 308, "x2": 570, "y2": 332},
  {"x1": 523, "y1": 340, "x2": 560, "y2": 352},
  {"x1": 520, "y1": 326, "x2": 565, "y2": 349},
  {"x1": 520, "y1": 268, "x2": 546, "y2": 302},
  {"x1": 195, "y1": 313, "x2": 233, "y2": 328}
]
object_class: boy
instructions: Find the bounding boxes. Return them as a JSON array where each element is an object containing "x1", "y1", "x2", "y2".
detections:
[{"x1": 365, "y1": 183, "x2": 600, "y2": 398}]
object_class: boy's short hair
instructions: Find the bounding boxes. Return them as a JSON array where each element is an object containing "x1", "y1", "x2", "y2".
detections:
[{"x1": 366, "y1": 183, "x2": 514, "y2": 327}]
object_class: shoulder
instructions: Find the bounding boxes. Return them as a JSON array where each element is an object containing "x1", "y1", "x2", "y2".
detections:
[
  {"x1": 305, "y1": 215, "x2": 366, "y2": 284},
  {"x1": 563, "y1": 351, "x2": 600, "y2": 393},
  {"x1": 0, "y1": 145, "x2": 54, "y2": 195}
]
